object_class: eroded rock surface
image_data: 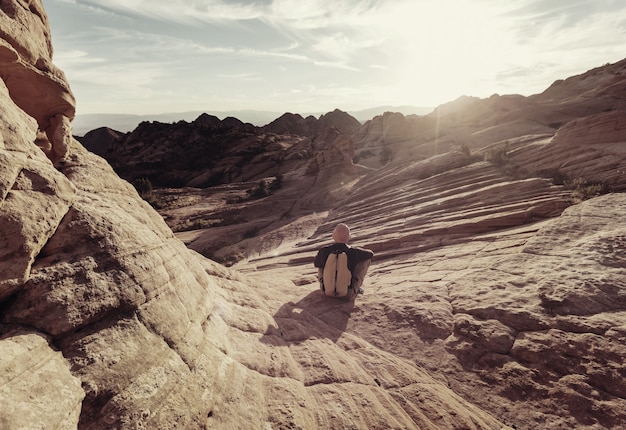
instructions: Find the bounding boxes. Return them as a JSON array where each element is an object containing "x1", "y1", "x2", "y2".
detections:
[
  {"x1": 0, "y1": 0, "x2": 75, "y2": 163},
  {"x1": 0, "y1": 2, "x2": 508, "y2": 429},
  {"x1": 246, "y1": 191, "x2": 626, "y2": 430},
  {"x1": 0, "y1": 328, "x2": 84, "y2": 429}
]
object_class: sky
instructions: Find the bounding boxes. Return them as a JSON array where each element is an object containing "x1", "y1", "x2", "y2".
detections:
[{"x1": 45, "y1": 0, "x2": 626, "y2": 117}]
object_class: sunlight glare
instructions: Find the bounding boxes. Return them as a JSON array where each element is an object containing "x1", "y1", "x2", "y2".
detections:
[{"x1": 378, "y1": 0, "x2": 518, "y2": 105}]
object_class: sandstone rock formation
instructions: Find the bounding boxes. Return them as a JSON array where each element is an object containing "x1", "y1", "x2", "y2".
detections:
[
  {"x1": 0, "y1": 0, "x2": 75, "y2": 163},
  {"x1": 261, "y1": 109, "x2": 361, "y2": 137},
  {"x1": 2, "y1": 2, "x2": 626, "y2": 429},
  {"x1": 143, "y1": 59, "x2": 626, "y2": 428},
  {"x1": 79, "y1": 107, "x2": 363, "y2": 192}
]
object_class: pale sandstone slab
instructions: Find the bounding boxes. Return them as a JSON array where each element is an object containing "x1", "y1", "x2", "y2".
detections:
[
  {"x1": 0, "y1": 329, "x2": 84, "y2": 429},
  {"x1": 0, "y1": 158, "x2": 75, "y2": 297}
]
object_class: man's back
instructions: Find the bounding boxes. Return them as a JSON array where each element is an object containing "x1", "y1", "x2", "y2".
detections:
[
  {"x1": 314, "y1": 223, "x2": 374, "y2": 296},
  {"x1": 314, "y1": 243, "x2": 373, "y2": 272}
]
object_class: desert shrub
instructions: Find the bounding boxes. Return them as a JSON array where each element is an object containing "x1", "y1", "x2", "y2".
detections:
[
  {"x1": 537, "y1": 168, "x2": 567, "y2": 185},
  {"x1": 146, "y1": 195, "x2": 166, "y2": 209},
  {"x1": 243, "y1": 226, "x2": 261, "y2": 239},
  {"x1": 246, "y1": 175, "x2": 282, "y2": 199},
  {"x1": 248, "y1": 180, "x2": 272, "y2": 198},
  {"x1": 379, "y1": 147, "x2": 392, "y2": 165},
  {"x1": 132, "y1": 177, "x2": 167, "y2": 208},
  {"x1": 225, "y1": 195, "x2": 244, "y2": 204},
  {"x1": 457, "y1": 144, "x2": 483, "y2": 164},
  {"x1": 133, "y1": 177, "x2": 153, "y2": 198},
  {"x1": 274, "y1": 173, "x2": 284, "y2": 189},
  {"x1": 485, "y1": 148, "x2": 509, "y2": 166},
  {"x1": 566, "y1": 177, "x2": 611, "y2": 202},
  {"x1": 210, "y1": 252, "x2": 245, "y2": 267},
  {"x1": 177, "y1": 218, "x2": 219, "y2": 232}
]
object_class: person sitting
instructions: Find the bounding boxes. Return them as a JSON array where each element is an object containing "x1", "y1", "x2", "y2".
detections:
[{"x1": 314, "y1": 223, "x2": 374, "y2": 295}]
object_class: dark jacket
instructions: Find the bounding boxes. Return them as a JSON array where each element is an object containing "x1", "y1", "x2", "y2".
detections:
[{"x1": 314, "y1": 243, "x2": 374, "y2": 272}]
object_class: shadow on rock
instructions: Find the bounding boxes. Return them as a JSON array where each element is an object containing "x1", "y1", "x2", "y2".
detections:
[{"x1": 262, "y1": 288, "x2": 358, "y2": 345}]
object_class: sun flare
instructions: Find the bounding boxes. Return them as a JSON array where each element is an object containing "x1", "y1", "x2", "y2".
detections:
[{"x1": 374, "y1": 1, "x2": 518, "y2": 105}]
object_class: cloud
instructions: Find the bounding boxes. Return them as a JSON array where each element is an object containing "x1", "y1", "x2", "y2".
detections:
[
  {"x1": 269, "y1": 0, "x2": 380, "y2": 29},
  {"x1": 490, "y1": 0, "x2": 626, "y2": 88},
  {"x1": 47, "y1": 0, "x2": 626, "y2": 115},
  {"x1": 53, "y1": 49, "x2": 105, "y2": 65},
  {"x1": 67, "y1": 1, "x2": 391, "y2": 73},
  {"x1": 82, "y1": 0, "x2": 266, "y2": 24},
  {"x1": 92, "y1": 27, "x2": 235, "y2": 57},
  {"x1": 501, "y1": 0, "x2": 626, "y2": 49},
  {"x1": 312, "y1": 32, "x2": 380, "y2": 61},
  {"x1": 216, "y1": 72, "x2": 261, "y2": 81}
]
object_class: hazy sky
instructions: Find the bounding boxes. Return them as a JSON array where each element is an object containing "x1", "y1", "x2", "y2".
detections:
[{"x1": 46, "y1": 0, "x2": 626, "y2": 116}]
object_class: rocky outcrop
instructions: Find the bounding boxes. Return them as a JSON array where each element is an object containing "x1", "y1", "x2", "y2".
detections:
[
  {"x1": 245, "y1": 174, "x2": 626, "y2": 430},
  {"x1": 263, "y1": 112, "x2": 318, "y2": 135},
  {"x1": 101, "y1": 116, "x2": 263, "y2": 187},
  {"x1": 78, "y1": 126, "x2": 126, "y2": 157},
  {"x1": 534, "y1": 58, "x2": 626, "y2": 104},
  {"x1": 0, "y1": 328, "x2": 84, "y2": 429},
  {"x1": 354, "y1": 60, "x2": 626, "y2": 170},
  {"x1": 192, "y1": 112, "x2": 222, "y2": 128},
  {"x1": 0, "y1": 64, "x2": 222, "y2": 426},
  {"x1": 0, "y1": 3, "x2": 509, "y2": 429},
  {"x1": 0, "y1": 0, "x2": 75, "y2": 163},
  {"x1": 0, "y1": 2, "x2": 241, "y2": 428},
  {"x1": 91, "y1": 109, "x2": 363, "y2": 191},
  {"x1": 354, "y1": 112, "x2": 439, "y2": 168},
  {"x1": 317, "y1": 108, "x2": 362, "y2": 134},
  {"x1": 262, "y1": 109, "x2": 361, "y2": 136}
]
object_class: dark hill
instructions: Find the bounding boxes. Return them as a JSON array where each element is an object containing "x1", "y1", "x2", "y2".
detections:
[
  {"x1": 77, "y1": 126, "x2": 126, "y2": 157},
  {"x1": 93, "y1": 109, "x2": 362, "y2": 188}
]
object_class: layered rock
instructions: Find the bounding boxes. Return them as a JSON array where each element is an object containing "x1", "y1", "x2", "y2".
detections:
[
  {"x1": 0, "y1": 64, "x2": 226, "y2": 426},
  {"x1": 86, "y1": 109, "x2": 362, "y2": 190},
  {"x1": 0, "y1": 2, "x2": 510, "y2": 429},
  {"x1": 0, "y1": 0, "x2": 75, "y2": 163},
  {"x1": 246, "y1": 171, "x2": 626, "y2": 429},
  {"x1": 355, "y1": 59, "x2": 626, "y2": 171},
  {"x1": 0, "y1": 328, "x2": 84, "y2": 429},
  {"x1": 163, "y1": 127, "x2": 372, "y2": 264}
]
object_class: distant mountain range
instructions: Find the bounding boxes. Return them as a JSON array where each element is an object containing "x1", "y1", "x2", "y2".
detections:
[{"x1": 70, "y1": 105, "x2": 434, "y2": 136}]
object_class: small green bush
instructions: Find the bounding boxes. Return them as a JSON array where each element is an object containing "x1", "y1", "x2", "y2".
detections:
[
  {"x1": 133, "y1": 177, "x2": 153, "y2": 199},
  {"x1": 132, "y1": 177, "x2": 166, "y2": 208},
  {"x1": 565, "y1": 177, "x2": 611, "y2": 202}
]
